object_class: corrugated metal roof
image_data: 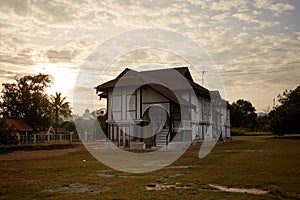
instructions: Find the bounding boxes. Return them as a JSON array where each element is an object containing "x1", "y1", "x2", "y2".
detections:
[{"x1": 6, "y1": 119, "x2": 33, "y2": 131}]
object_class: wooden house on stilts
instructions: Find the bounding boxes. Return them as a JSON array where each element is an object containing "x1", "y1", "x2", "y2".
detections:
[{"x1": 95, "y1": 67, "x2": 230, "y2": 149}]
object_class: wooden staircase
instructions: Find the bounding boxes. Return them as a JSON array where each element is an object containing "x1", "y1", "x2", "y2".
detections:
[{"x1": 156, "y1": 128, "x2": 169, "y2": 146}]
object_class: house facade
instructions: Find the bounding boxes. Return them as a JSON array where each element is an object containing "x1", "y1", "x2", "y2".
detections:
[{"x1": 95, "y1": 67, "x2": 230, "y2": 149}]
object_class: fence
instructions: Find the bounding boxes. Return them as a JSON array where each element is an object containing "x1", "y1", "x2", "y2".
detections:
[{"x1": 17, "y1": 132, "x2": 80, "y2": 145}]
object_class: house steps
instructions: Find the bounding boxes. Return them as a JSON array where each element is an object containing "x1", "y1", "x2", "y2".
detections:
[{"x1": 156, "y1": 129, "x2": 169, "y2": 146}]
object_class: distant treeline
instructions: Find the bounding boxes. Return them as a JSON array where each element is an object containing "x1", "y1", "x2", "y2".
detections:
[{"x1": 230, "y1": 85, "x2": 300, "y2": 136}]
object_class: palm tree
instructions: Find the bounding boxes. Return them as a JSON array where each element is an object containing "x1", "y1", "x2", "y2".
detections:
[{"x1": 50, "y1": 92, "x2": 72, "y2": 133}]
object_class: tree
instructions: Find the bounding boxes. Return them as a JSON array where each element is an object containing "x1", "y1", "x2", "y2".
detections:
[
  {"x1": 0, "y1": 74, "x2": 53, "y2": 130},
  {"x1": 92, "y1": 108, "x2": 108, "y2": 137},
  {"x1": 230, "y1": 99, "x2": 257, "y2": 130},
  {"x1": 0, "y1": 117, "x2": 17, "y2": 145},
  {"x1": 256, "y1": 115, "x2": 269, "y2": 131},
  {"x1": 269, "y1": 86, "x2": 300, "y2": 135},
  {"x1": 50, "y1": 92, "x2": 72, "y2": 133},
  {"x1": 61, "y1": 121, "x2": 77, "y2": 134},
  {"x1": 0, "y1": 74, "x2": 72, "y2": 132},
  {"x1": 97, "y1": 113, "x2": 108, "y2": 137}
]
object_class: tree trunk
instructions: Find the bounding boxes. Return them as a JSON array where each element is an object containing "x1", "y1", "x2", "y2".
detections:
[{"x1": 55, "y1": 110, "x2": 58, "y2": 133}]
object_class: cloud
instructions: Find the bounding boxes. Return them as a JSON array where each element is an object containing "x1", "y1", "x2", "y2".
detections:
[
  {"x1": 254, "y1": 0, "x2": 295, "y2": 16},
  {"x1": 232, "y1": 12, "x2": 280, "y2": 30},
  {"x1": 211, "y1": 12, "x2": 231, "y2": 21},
  {"x1": 46, "y1": 49, "x2": 79, "y2": 63},
  {"x1": 0, "y1": 0, "x2": 299, "y2": 112},
  {"x1": 232, "y1": 12, "x2": 257, "y2": 23},
  {"x1": 209, "y1": 0, "x2": 248, "y2": 12},
  {"x1": 0, "y1": 0, "x2": 30, "y2": 16},
  {"x1": 269, "y1": 3, "x2": 295, "y2": 13},
  {"x1": 0, "y1": 40, "x2": 35, "y2": 66},
  {"x1": 0, "y1": 69, "x2": 23, "y2": 80},
  {"x1": 254, "y1": 0, "x2": 273, "y2": 9}
]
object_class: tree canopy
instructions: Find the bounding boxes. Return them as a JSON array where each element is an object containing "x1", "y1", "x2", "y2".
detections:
[
  {"x1": 50, "y1": 92, "x2": 72, "y2": 132},
  {"x1": 230, "y1": 99, "x2": 257, "y2": 130},
  {"x1": 269, "y1": 86, "x2": 300, "y2": 135},
  {"x1": 0, "y1": 117, "x2": 16, "y2": 145},
  {"x1": 0, "y1": 74, "x2": 71, "y2": 132},
  {"x1": 0, "y1": 74, "x2": 53, "y2": 130}
]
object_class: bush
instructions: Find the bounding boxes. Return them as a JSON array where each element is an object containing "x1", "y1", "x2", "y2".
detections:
[
  {"x1": 0, "y1": 132, "x2": 18, "y2": 145},
  {"x1": 230, "y1": 127, "x2": 248, "y2": 136},
  {"x1": 0, "y1": 118, "x2": 18, "y2": 145},
  {"x1": 60, "y1": 121, "x2": 77, "y2": 134},
  {"x1": 231, "y1": 127, "x2": 272, "y2": 136}
]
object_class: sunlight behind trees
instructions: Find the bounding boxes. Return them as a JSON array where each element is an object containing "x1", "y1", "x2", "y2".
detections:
[{"x1": 0, "y1": 74, "x2": 71, "y2": 132}]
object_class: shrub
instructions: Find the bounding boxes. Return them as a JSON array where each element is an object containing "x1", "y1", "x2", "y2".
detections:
[
  {"x1": 230, "y1": 127, "x2": 248, "y2": 136},
  {"x1": 0, "y1": 118, "x2": 18, "y2": 145}
]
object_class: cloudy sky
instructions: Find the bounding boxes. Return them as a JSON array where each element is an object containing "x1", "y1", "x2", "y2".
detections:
[{"x1": 0, "y1": 0, "x2": 299, "y2": 114}]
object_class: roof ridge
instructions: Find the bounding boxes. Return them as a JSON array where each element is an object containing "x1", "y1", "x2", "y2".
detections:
[{"x1": 137, "y1": 66, "x2": 189, "y2": 72}]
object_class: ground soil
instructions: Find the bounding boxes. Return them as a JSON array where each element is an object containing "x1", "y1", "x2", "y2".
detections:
[{"x1": 0, "y1": 144, "x2": 86, "y2": 161}]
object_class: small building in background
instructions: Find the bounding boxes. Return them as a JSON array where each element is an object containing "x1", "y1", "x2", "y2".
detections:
[{"x1": 6, "y1": 119, "x2": 33, "y2": 135}]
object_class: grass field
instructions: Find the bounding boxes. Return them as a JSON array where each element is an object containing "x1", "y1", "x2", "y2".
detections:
[
  {"x1": 230, "y1": 127, "x2": 273, "y2": 136},
  {"x1": 0, "y1": 136, "x2": 299, "y2": 199}
]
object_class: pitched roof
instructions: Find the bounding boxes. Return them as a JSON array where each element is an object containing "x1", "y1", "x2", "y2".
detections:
[
  {"x1": 6, "y1": 119, "x2": 33, "y2": 131},
  {"x1": 210, "y1": 91, "x2": 230, "y2": 108},
  {"x1": 96, "y1": 67, "x2": 209, "y2": 98},
  {"x1": 210, "y1": 91, "x2": 222, "y2": 99}
]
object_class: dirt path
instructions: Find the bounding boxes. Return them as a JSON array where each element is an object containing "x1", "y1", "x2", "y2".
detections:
[
  {"x1": 208, "y1": 184, "x2": 269, "y2": 194},
  {"x1": 0, "y1": 145, "x2": 86, "y2": 161}
]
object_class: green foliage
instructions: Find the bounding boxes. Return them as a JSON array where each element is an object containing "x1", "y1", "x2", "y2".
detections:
[
  {"x1": 50, "y1": 92, "x2": 72, "y2": 132},
  {"x1": 230, "y1": 99, "x2": 257, "y2": 130},
  {"x1": 231, "y1": 127, "x2": 272, "y2": 136},
  {"x1": 269, "y1": 86, "x2": 300, "y2": 135},
  {"x1": 97, "y1": 114, "x2": 107, "y2": 137},
  {"x1": 0, "y1": 74, "x2": 72, "y2": 132},
  {"x1": 0, "y1": 74, "x2": 53, "y2": 131},
  {"x1": 256, "y1": 115, "x2": 270, "y2": 132},
  {"x1": 230, "y1": 127, "x2": 248, "y2": 136},
  {"x1": 74, "y1": 118, "x2": 94, "y2": 136},
  {"x1": 74, "y1": 111, "x2": 107, "y2": 141},
  {"x1": 60, "y1": 121, "x2": 77, "y2": 134},
  {"x1": 0, "y1": 118, "x2": 17, "y2": 145}
]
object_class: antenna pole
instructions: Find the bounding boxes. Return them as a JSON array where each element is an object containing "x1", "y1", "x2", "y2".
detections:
[{"x1": 202, "y1": 70, "x2": 206, "y2": 86}]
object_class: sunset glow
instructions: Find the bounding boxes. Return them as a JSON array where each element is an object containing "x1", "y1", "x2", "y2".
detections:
[
  {"x1": 0, "y1": 0, "x2": 299, "y2": 114},
  {"x1": 33, "y1": 63, "x2": 78, "y2": 98}
]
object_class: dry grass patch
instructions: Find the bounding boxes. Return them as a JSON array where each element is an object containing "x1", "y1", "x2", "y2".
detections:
[{"x1": 0, "y1": 136, "x2": 299, "y2": 199}]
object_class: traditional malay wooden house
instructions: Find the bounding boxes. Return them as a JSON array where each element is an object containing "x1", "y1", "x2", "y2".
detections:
[{"x1": 95, "y1": 67, "x2": 230, "y2": 148}]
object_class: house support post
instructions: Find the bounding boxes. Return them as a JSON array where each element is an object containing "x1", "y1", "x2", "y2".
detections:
[
  {"x1": 59, "y1": 134, "x2": 62, "y2": 143},
  {"x1": 33, "y1": 134, "x2": 36, "y2": 144},
  {"x1": 17, "y1": 134, "x2": 21, "y2": 145},
  {"x1": 70, "y1": 132, "x2": 73, "y2": 144},
  {"x1": 47, "y1": 134, "x2": 50, "y2": 143}
]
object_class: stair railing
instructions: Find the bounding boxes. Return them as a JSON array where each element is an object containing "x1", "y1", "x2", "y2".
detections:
[{"x1": 166, "y1": 129, "x2": 170, "y2": 146}]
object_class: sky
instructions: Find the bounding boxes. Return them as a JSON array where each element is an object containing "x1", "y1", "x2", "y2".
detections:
[{"x1": 0, "y1": 0, "x2": 299, "y2": 115}]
